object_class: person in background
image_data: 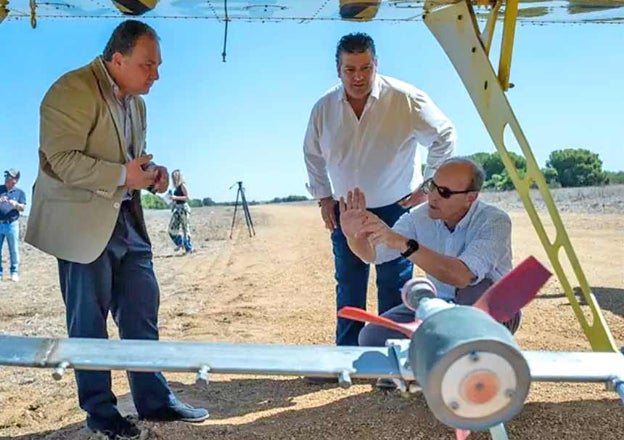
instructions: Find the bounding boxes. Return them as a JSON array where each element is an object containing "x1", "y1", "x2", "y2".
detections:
[
  {"x1": 0, "y1": 168, "x2": 26, "y2": 282},
  {"x1": 25, "y1": 20, "x2": 208, "y2": 440},
  {"x1": 168, "y1": 169, "x2": 193, "y2": 254},
  {"x1": 303, "y1": 32, "x2": 456, "y2": 353}
]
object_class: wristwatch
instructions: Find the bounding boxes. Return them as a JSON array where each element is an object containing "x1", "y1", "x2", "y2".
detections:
[{"x1": 400, "y1": 239, "x2": 419, "y2": 258}]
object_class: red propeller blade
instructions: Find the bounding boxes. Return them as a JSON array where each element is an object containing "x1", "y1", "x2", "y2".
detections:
[
  {"x1": 337, "y1": 306, "x2": 421, "y2": 338},
  {"x1": 455, "y1": 429, "x2": 471, "y2": 440},
  {"x1": 472, "y1": 256, "x2": 551, "y2": 322}
]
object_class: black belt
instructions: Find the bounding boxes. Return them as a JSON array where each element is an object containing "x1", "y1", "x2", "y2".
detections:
[{"x1": 0, "y1": 219, "x2": 15, "y2": 224}]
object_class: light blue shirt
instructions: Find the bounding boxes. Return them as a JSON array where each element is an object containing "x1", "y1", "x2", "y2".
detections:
[{"x1": 375, "y1": 199, "x2": 512, "y2": 300}]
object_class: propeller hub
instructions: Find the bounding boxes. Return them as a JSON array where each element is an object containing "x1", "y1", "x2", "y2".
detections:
[
  {"x1": 461, "y1": 370, "x2": 499, "y2": 404},
  {"x1": 409, "y1": 306, "x2": 531, "y2": 431}
]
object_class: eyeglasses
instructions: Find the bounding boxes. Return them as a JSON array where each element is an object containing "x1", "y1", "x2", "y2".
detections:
[{"x1": 422, "y1": 178, "x2": 475, "y2": 199}]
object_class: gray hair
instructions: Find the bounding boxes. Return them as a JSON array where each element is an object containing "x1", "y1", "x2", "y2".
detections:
[
  {"x1": 441, "y1": 157, "x2": 485, "y2": 191},
  {"x1": 103, "y1": 20, "x2": 159, "y2": 62}
]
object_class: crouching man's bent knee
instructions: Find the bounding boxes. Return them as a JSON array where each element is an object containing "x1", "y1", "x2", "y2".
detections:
[{"x1": 358, "y1": 303, "x2": 522, "y2": 347}]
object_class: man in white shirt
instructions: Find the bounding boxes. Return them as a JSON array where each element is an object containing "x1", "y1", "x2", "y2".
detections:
[
  {"x1": 338, "y1": 157, "x2": 519, "y2": 349},
  {"x1": 303, "y1": 32, "x2": 456, "y2": 348}
]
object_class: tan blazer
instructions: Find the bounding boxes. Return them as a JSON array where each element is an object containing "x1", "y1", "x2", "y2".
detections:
[{"x1": 26, "y1": 57, "x2": 150, "y2": 264}]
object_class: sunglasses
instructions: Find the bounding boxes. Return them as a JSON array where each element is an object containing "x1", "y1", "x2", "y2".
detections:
[{"x1": 422, "y1": 178, "x2": 475, "y2": 199}]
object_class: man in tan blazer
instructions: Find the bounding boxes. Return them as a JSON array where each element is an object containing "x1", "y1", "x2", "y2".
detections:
[{"x1": 26, "y1": 20, "x2": 208, "y2": 439}]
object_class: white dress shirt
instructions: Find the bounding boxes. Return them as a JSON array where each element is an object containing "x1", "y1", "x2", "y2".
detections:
[
  {"x1": 375, "y1": 200, "x2": 513, "y2": 300},
  {"x1": 303, "y1": 74, "x2": 456, "y2": 208}
]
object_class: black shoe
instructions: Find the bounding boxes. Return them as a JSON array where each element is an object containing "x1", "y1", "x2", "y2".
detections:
[
  {"x1": 87, "y1": 414, "x2": 142, "y2": 439},
  {"x1": 375, "y1": 378, "x2": 398, "y2": 391},
  {"x1": 139, "y1": 401, "x2": 209, "y2": 423},
  {"x1": 303, "y1": 376, "x2": 339, "y2": 386}
]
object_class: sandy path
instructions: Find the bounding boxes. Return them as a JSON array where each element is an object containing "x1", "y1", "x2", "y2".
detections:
[{"x1": 0, "y1": 201, "x2": 623, "y2": 439}]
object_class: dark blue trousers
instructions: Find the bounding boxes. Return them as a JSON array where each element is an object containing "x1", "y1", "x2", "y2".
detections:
[
  {"x1": 332, "y1": 202, "x2": 413, "y2": 346},
  {"x1": 58, "y1": 202, "x2": 175, "y2": 423}
]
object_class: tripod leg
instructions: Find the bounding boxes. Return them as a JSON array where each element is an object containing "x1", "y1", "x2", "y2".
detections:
[
  {"x1": 229, "y1": 188, "x2": 241, "y2": 239},
  {"x1": 240, "y1": 189, "x2": 256, "y2": 236},
  {"x1": 240, "y1": 190, "x2": 255, "y2": 237},
  {"x1": 244, "y1": 201, "x2": 256, "y2": 236}
]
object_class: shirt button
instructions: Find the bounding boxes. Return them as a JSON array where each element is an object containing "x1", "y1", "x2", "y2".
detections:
[{"x1": 113, "y1": 202, "x2": 120, "y2": 209}]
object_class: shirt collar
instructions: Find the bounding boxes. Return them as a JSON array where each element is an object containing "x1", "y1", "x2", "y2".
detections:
[
  {"x1": 435, "y1": 199, "x2": 480, "y2": 232},
  {"x1": 337, "y1": 74, "x2": 382, "y2": 103},
  {"x1": 370, "y1": 74, "x2": 381, "y2": 100},
  {"x1": 97, "y1": 56, "x2": 130, "y2": 106},
  {"x1": 452, "y1": 199, "x2": 480, "y2": 231}
]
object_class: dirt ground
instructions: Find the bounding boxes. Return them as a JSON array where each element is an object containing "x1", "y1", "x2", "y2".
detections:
[{"x1": 0, "y1": 191, "x2": 623, "y2": 440}]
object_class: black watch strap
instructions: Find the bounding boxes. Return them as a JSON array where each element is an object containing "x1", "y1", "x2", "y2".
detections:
[{"x1": 400, "y1": 239, "x2": 419, "y2": 258}]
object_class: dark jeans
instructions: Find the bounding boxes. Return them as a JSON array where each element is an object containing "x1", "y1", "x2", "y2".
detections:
[
  {"x1": 58, "y1": 202, "x2": 176, "y2": 422},
  {"x1": 332, "y1": 202, "x2": 413, "y2": 346}
]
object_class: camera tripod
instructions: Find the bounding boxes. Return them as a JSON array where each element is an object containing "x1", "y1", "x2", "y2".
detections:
[{"x1": 229, "y1": 181, "x2": 256, "y2": 238}]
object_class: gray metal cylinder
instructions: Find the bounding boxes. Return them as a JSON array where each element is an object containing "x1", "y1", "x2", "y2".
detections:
[
  {"x1": 402, "y1": 277, "x2": 437, "y2": 311},
  {"x1": 409, "y1": 305, "x2": 530, "y2": 431}
]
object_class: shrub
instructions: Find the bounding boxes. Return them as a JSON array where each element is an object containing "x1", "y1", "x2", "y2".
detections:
[
  {"x1": 141, "y1": 193, "x2": 167, "y2": 209},
  {"x1": 546, "y1": 148, "x2": 608, "y2": 187}
]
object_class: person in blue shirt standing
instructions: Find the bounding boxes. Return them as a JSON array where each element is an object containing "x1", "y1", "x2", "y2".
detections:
[{"x1": 0, "y1": 168, "x2": 26, "y2": 282}]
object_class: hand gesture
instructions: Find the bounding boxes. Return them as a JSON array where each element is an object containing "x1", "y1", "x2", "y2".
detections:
[
  {"x1": 338, "y1": 187, "x2": 368, "y2": 240},
  {"x1": 361, "y1": 213, "x2": 402, "y2": 249},
  {"x1": 125, "y1": 155, "x2": 156, "y2": 190}
]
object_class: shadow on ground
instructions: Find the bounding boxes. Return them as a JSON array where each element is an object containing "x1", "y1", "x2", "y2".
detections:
[
  {"x1": 6, "y1": 377, "x2": 624, "y2": 440},
  {"x1": 538, "y1": 286, "x2": 624, "y2": 317}
]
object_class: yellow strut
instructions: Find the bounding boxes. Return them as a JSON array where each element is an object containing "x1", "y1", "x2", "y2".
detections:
[{"x1": 423, "y1": 0, "x2": 617, "y2": 352}]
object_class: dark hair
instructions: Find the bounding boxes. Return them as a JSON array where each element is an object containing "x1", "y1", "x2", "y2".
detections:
[
  {"x1": 442, "y1": 157, "x2": 485, "y2": 191},
  {"x1": 103, "y1": 20, "x2": 159, "y2": 62},
  {"x1": 335, "y1": 32, "x2": 376, "y2": 66}
]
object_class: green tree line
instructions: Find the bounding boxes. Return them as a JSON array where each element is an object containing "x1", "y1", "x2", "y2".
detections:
[
  {"x1": 142, "y1": 193, "x2": 310, "y2": 210},
  {"x1": 468, "y1": 148, "x2": 621, "y2": 191},
  {"x1": 142, "y1": 148, "x2": 622, "y2": 208}
]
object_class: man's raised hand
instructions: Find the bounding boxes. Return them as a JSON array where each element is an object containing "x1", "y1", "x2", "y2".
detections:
[{"x1": 338, "y1": 188, "x2": 368, "y2": 239}]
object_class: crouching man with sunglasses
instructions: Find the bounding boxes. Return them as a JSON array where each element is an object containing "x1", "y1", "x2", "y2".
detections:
[{"x1": 339, "y1": 157, "x2": 520, "y2": 353}]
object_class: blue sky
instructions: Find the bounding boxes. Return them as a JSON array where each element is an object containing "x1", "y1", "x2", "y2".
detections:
[{"x1": 1, "y1": 18, "x2": 623, "y2": 204}]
